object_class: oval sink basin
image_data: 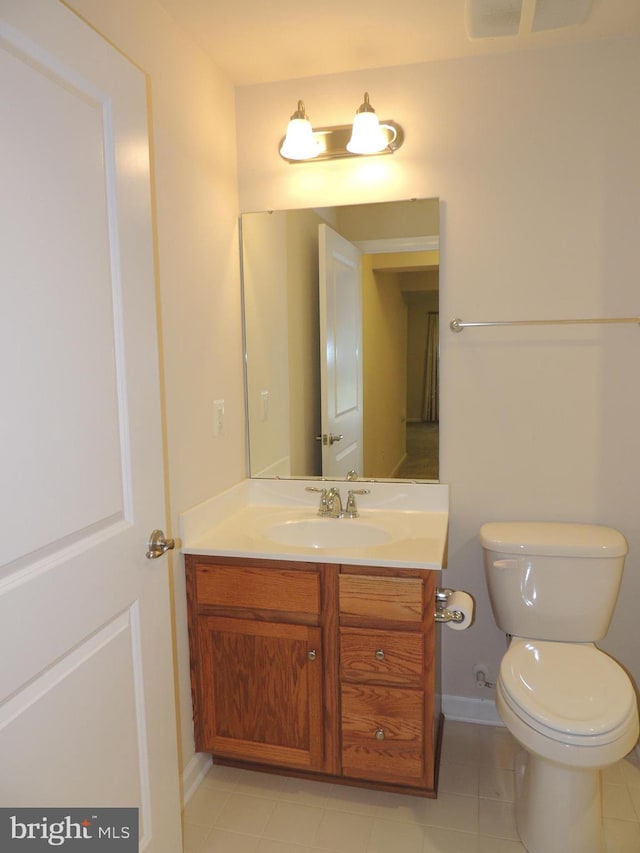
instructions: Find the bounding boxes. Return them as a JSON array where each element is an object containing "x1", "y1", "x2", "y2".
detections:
[{"x1": 265, "y1": 518, "x2": 391, "y2": 550}]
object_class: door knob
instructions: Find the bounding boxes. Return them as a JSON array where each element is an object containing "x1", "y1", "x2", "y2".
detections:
[
  {"x1": 146, "y1": 529, "x2": 175, "y2": 559},
  {"x1": 314, "y1": 433, "x2": 344, "y2": 445}
]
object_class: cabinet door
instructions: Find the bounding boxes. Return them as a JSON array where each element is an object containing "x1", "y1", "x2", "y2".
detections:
[{"x1": 195, "y1": 616, "x2": 324, "y2": 770}]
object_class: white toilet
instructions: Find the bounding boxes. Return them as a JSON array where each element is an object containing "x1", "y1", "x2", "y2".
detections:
[{"x1": 480, "y1": 521, "x2": 639, "y2": 853}]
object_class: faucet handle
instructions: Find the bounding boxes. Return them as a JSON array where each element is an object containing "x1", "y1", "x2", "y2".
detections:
[
  {"x1": 344, "y1": 488, "x2": 370, "y2": 518},
  {"x1": 305, "y1": 486, "x2": 330, "y2": 515}
]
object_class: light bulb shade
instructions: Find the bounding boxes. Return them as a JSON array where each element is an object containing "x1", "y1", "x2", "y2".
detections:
[
  {"x1": 346, "y1": 111, "x2": 389, "y2": 155},
  {"x1": 279, "y1": 94, "x2": 403, "y2": 163},
  {"x1": 279, "y1": 100, "x2": 321, "y2": 160}
]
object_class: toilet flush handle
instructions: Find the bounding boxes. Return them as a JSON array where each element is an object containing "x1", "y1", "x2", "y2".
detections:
[{"x1": 493, "y1": 559, "x2": 519, "y2": 569}]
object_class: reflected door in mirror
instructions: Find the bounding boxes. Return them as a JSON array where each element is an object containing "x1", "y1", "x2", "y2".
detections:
[{"x1": 319, "y1": 224, "x2": 363, "y2": 477}]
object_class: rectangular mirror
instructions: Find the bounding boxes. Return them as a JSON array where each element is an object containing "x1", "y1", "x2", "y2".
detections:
[{"x1": 241, "y1": 198, "x2": 439, "y2": 482}]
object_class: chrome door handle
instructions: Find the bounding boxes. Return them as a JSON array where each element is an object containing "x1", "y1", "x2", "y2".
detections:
[
  {"x1": 315, "y1": 433, "x2": 344, "y2": 445},
  {"x1": 146, "y1": 529, "x2": 175, "y2": 559}
]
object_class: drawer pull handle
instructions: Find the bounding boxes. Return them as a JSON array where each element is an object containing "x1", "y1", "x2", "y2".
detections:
[
  {"x1": 374, "y1": 649, "x2": 385, "y2": 661},
  {"x1": 375, "y1": 728, "x2": 386, "y2": 741},
  {"x1": 307, "y1": 649, "x2": 317, "y2": 661}
]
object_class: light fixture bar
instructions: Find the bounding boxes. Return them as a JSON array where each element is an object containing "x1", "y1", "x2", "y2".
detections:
[{"x1": 279, "y1": 120, "x2": 404, "y2": 163}]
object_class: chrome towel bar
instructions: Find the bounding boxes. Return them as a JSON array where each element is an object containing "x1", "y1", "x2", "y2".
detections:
[{"x1": 450, "y1": 316, "x2": 640, "y2": 333}]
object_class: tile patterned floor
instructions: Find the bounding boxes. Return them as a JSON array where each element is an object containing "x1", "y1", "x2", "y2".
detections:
[{"x1": 183, "y1": 720, "x2": 640, "y2": 853}]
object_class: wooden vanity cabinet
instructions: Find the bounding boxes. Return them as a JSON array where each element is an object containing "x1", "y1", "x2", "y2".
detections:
[
  {"x1": 338, "y1": 568, "x2": 440, "y2": 790},
  {"x1": 186, "y1": 556, "x2": 338, "y2": 774},
  {"x1": 186, "y1": 554, "x2": 441, "y2": 796}
]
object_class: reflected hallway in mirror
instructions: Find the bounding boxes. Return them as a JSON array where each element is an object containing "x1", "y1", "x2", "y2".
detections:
[{"x1": 240, "y1": 198, "x2": 439, "y2": 482}]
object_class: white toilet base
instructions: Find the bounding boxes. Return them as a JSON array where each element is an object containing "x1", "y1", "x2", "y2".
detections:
[{"x1": 515, "y1": 749, "x2": 604, "y2": 853}]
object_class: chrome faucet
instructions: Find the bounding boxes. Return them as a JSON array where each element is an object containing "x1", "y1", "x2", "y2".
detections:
[
  {"x1": 306, "y1": 484, "x2": 370, "y2": 518},
  {"x1": 325, "y1": 487, "x2": 343, "y2": 518},
  {"x1": 305, "y1": 485, "x2": 343, "y2": 517}
]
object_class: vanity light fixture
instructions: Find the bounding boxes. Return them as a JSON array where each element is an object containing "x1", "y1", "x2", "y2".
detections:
[
  {"x1": 279, "y1": 100, "x2": 322, "y2": 161},
  {"x1": 346, "y1": 92, "x2": 389, "y2": 154},
  {"x1": 279, "y1": 92, "x2": 404, "y2": 163}
]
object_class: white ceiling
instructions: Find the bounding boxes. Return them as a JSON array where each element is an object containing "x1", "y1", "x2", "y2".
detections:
[{"x1": 155, "y1": 0, "x2": 640, "y2": 86}]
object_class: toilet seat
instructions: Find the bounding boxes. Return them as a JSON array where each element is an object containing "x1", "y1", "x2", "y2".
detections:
[{"x1": 499, "y1": 639, "x2": 638, "y2": 747}]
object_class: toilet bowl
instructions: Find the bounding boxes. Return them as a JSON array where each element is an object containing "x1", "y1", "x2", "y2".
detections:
[
  {"x1": 498, "y1": 639, "x2": 638, "y2": 762},
  {"x1": 480, "y1": 522, "x2": 639, "y2": 853},
  {"x1": 496, "y1": 640, "x2": 638, "y2": 853}
]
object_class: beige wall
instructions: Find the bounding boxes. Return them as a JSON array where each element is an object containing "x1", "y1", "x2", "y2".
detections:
[
  {"x1": 406, "y1": 284, "x2": 439, "y2": 422},
  {"x1": 336, "y1": 199, "x2": 440, "y2": 241},
  {"x1": 66, "y1": 0, "x2": 244, "y2": 788},
  {"x1": 236, "y1": 35, "x2": 640, "y2": 701},
  {"x1": 60, "y1": 4, "x2": 640, "y2": 791},
  {"x1": 243, "y1": 208, "x2": 323, "y2": 477},
  {"x1": 362, "y1": 260, "x2": 408, "y2": 477},
  {"x1": 362, "y1": 253, "x2": 440, "y2": 479},
  {"x1": 243, "y1": 212, "x2": 291, "y2": 475},
  {"x1": 286, "y1": 211, "x2": 323, "y2": 476}
]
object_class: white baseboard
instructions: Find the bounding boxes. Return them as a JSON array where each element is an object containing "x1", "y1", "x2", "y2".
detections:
[
  {"x1": 443, "y1": 694, "x2": 503, "y2": 726},
  {"x1": 182, "y1": 752, "x2": 212, "y2": 806}
]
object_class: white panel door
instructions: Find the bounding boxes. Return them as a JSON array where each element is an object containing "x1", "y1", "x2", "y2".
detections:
[
  {"x1": 0, "y1": 2, "x2": 181, "y2": 850},
  {"x1": 318, "y1": 225, "x2": 363, "y2": 477}
]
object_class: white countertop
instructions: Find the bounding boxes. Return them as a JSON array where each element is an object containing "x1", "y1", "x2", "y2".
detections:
[{"x1": 180, "y1": 479, "x2": 449, "y2": 570}]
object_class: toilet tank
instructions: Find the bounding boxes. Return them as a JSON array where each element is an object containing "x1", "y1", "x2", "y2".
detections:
[{"x1": 480, "y1": 522, "x2": 628, "y2": 642}]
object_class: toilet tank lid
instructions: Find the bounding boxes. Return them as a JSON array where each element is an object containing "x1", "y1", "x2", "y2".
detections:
[{"x1": 479, "y1": 522, "x2": 628, "y2": 558}]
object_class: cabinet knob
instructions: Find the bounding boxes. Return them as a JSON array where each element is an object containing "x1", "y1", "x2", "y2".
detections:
[
  {"x1": 375, "y1": 728, "x2": 385, "y2": 741},
  {"x1": 307, "y1": 649, "x2": 317, "y2": 661},
  {"x1": 374, "y1": 649, "x2": 385, "y2": 661}
]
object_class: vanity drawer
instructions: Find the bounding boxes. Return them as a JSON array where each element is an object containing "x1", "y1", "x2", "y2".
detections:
[
  {"x1": 340, "y1": 627, "x2": 424, "y2": 687},
  {"x1": 194, "y1": 561, "x2": 321, "y2": 615},
  {"x1": 339, "y1": 574, "x2": 424, "y2": 624},
  {"x1": 341, "y1": 683, "x2": 424, "y2": 783}
]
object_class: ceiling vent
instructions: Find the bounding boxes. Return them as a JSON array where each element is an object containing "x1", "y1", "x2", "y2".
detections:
[{"x1": 466, "y1": 0, "x2": 593, "y2": 39}]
